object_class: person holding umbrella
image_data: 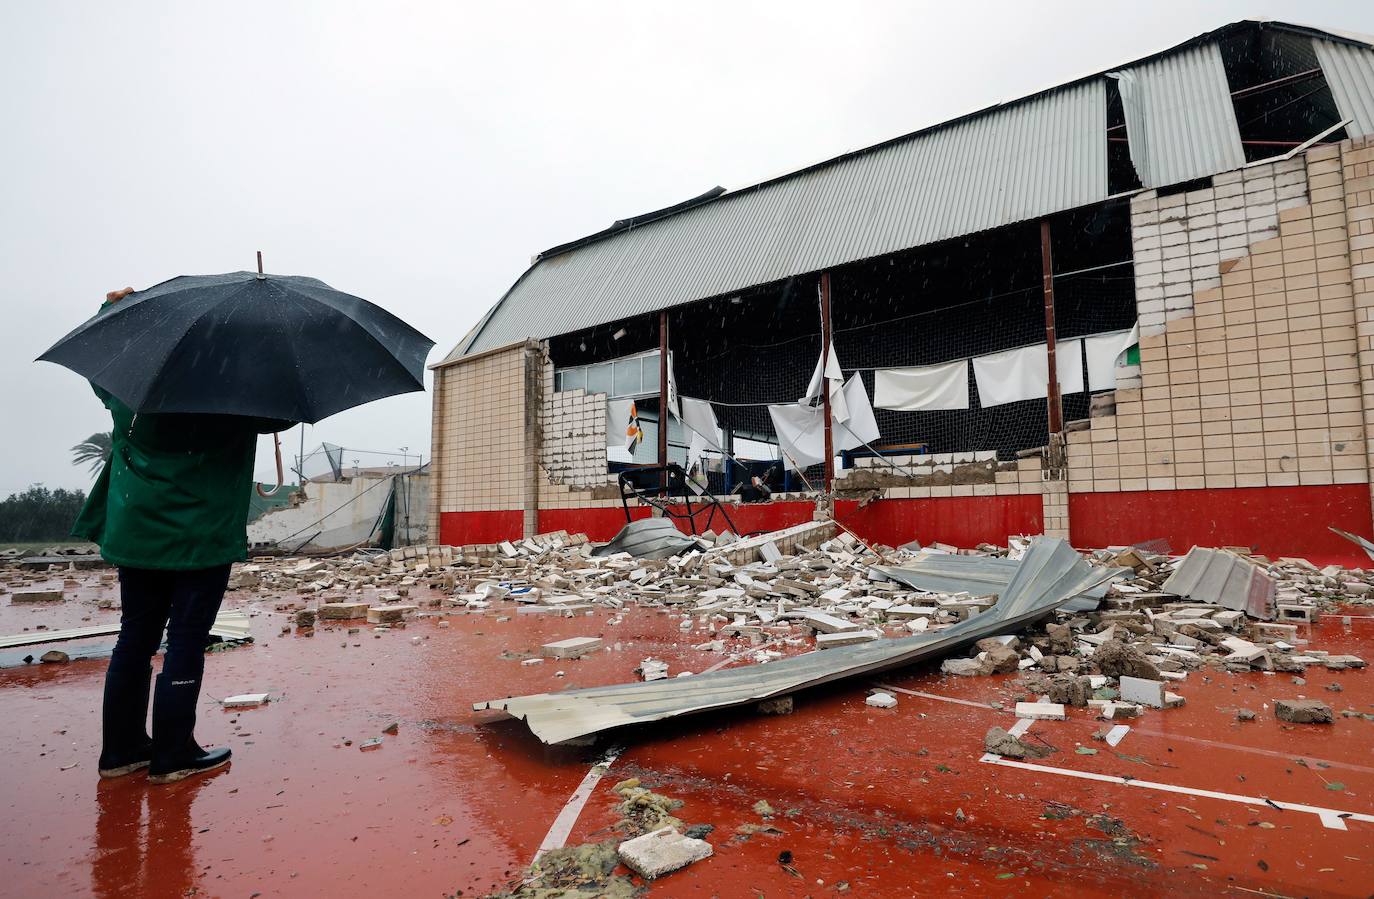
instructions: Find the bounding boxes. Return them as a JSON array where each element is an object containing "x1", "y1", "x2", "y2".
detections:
[{"x1": 42, "y1": 263, "x2": 433, "y2": 783}]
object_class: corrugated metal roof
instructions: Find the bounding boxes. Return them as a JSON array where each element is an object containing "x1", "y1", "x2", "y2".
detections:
[
  {"x1": 1315, "y1": 38, "x2": 1374, "y2": 138},
  {"x1": 452, "y1": 80, "x2": 1105, "y2": 360},
  {"x1": 450, "y1": 21, "x2": 1374, "y2": 361},
  {"x1": 474, "y1": 537, "x2": 1117, "y2": 744},
  {"x1": 1111, "y1": 42, "x2": 1245, "y2": 188}
]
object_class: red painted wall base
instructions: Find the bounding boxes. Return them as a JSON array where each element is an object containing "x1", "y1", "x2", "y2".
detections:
[
  {"x1": 438, "y1": 510, "x2": 523, "y2": 547},
  {"x1": 440, "y1": 484, "x2": 1373, "y2": 566},
  {"x1": 537, "y1": 507, "x2": 653, "y2": 543},
  {"x1": 836, "y1": 494, "x2": 1043, "y2": 548},
  {"x1": 1068, "y1": 484, "x2": 1373, "y2": 567}
]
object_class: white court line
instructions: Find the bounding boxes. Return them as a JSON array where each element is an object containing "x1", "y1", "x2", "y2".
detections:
[
  {"x1": 877, "y1": 682, "x2": 1374, "y2": 829},
  {"x1": 979, "y1": 753, "x2": 1374, "y2": 831},
  {"x1": 878, "y1": 683, "x2": 1374, "y2": 775},
  {"x1": 701, "y1": 638, "x2": 785, "y2": 675},
  {"x1": 533, "y1": 745, "x2": 623, "y2": 863},
  {"x1": 873, "y1": 683, "x2": 998, "y2": 710}
]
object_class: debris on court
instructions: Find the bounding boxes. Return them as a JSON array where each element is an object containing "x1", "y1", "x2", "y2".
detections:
[{"x1": 617, "y1": 826, "x2": 713, "y2": 880}]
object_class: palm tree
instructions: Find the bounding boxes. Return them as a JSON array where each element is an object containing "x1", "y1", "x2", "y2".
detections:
[{"x1": 72, "y1": 432, "x2": 113, "y2": 475}]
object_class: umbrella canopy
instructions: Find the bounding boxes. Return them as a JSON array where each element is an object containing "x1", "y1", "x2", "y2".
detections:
[{"x1": 39, "y1": 271, "x2": 434, "y2": 424}]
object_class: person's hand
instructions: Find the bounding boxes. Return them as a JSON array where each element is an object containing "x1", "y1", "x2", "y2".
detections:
[{"x1": 104, "y1": 287, "x2": 134, "y2": 304}]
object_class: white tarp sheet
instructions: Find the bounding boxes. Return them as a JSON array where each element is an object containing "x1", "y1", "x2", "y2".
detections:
[
  {"x1": 802, "y1": 342, "x2": 848, "y2": 422},
  {"x1": 972, "y1": 342, "x2": 1084, "y2": 407},
  {"x1": 679, "y1": 396, "x2": 724, "y2": 471},
  {"x1": 1057, "y1": 339, "x2": 1084, "y2": 394},
  {"x1": 972, "y1": 345, "x2": 1047, "y2": 407},
  {"x1": 768, "y1": 401, "x2": 827, "y2": 472},
  {"x1": 835, "y1": 374, "x2": 880, "y2": 451},
  {"x1": 873, "y1": 360, "x2": 969, "y2": 411},
  {"x1": 1084, "y1": 325, "x2": 1138, "y2": 391}
]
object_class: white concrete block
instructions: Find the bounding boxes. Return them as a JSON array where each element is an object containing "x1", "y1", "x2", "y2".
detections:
[
  {"x1": 618, "y1": 826, "x2": 713, "y2": 879},
  {"x1": 1015, "y1": 701, "x2": 1066, "y2": 720},
  {"x1": 1119, "y1": 675, "x2": 1165, "y2": 708}
]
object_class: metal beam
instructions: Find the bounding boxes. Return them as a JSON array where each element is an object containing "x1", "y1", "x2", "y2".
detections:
[
  {"x1": 1040, "y1": 220, "x2": 1063, "y2": 434},
  {"x1": 820, "y1": 273, "x2": 835, "y2": 494},
  {"x1": 658, "y1": 309, "x2": 669, "y2": 489}
]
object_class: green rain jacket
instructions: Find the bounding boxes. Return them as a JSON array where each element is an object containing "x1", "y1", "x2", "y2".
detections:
[{"x1": 71, "y1": 304, "x2": 293, "y2": 570}]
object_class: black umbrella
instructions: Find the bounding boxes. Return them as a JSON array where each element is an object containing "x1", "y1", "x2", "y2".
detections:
[{"x1": 38, "y1": 266, "x2": 434, "y2": 424}]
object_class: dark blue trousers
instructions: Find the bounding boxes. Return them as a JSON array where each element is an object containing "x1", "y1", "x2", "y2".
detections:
[{"x1": 110, "y1": 565, "x2": 232, "y2": 682}]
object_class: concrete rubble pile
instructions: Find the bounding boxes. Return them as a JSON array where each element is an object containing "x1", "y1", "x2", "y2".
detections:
[
  {"x1": 18, "y1": 525, "x2": 1366, "y2": 725},
  {"x1": 936, "y1": 542, "x2": 1373, "y2": 725},
  {"x1": 201, "y1": 529, "x2": 1371, "y2": 716}
]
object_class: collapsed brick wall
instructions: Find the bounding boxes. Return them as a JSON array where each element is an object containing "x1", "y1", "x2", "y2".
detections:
[
  {"x1": 1069, "y1": 141, "x2": 1369, "y2": 495},
  {"x1": 1131, "y1": 156, "x2": 1309, "y2": 337},
  {"x1": 536, "y1": 356, "x2": 609, "y2": 489}
]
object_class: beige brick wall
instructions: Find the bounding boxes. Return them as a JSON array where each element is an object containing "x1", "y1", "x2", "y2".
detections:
[
  {"x1": 1344, "y1": 141, "x2": 1374, "y2": 508},
  {"x1": 1069, "y1": 140, "x2": 1371, "y2": 495},
  {"x1": 429, "y1": 342, "x2": 540, "y2": 515}
]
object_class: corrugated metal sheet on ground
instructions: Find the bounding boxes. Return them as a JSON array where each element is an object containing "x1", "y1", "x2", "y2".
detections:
[
  {"x1": 591, "y1": 517, "x2": 707, "y2": 560},
  {"x1": 0, "y1": 610, "x2": 252, "y2": 650},
  {"x1": 474, "y1": 537, "x2": 1116, "y2": 744},
  {"x1": 1315, "y1": 38, "x2": 1374, "y2": 138},
  {"x1": 1160, "y1": 547, "x2": 1275, "y2": 620},
  {"x1": 874, "y1": 552, "x2": 1127, "y2": 612}
]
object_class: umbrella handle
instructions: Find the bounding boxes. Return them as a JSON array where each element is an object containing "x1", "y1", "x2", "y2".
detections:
[{"x1": 256, "y1": 433, "x2": 285, "y2": 498}]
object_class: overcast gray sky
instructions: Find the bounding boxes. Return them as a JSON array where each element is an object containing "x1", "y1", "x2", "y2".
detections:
[{"x1": 3, "y1": 1, "x2": 1372, "y2": 498}]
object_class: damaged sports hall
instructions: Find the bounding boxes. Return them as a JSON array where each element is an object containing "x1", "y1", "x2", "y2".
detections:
[{"x1": 431, "y1": 19, "x2": 1374, "y2": 567}]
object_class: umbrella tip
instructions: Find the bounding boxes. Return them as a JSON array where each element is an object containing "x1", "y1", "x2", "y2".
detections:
[{"x1": 256, "y1": 250, "x2": 265, "y2": 279}]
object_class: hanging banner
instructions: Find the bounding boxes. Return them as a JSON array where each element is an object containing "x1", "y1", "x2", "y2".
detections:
[
  {"x1": 972, "y1": 344, "x2": 1048, "y2": 407},
  {"x1": 873, "y1": 360, "x2": 969, "y2": 411},
  {"x1": 835, "y1": 374, "x2": 881, "y2": 451},
  {"x1": 665, "y1": 354, "x2": 681, "y2": 420},
  {"x1": 971, "y1": 342, "x2": 1084, "y2": 407},
  {"x1": 768, "y1": 402, "x2": 827, "y2": 472}
]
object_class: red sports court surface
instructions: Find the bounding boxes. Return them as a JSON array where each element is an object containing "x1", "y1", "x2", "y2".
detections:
[{"x1": 2, "y1": 571, "x2": 1372, "y2": 897}]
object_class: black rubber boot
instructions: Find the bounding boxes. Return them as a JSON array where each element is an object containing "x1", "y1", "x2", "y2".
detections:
[
  {"x1": 148, "y1": 674, "x2": 231, "y2": 784},
  {"x1": 98, "y1": 663, "x2": 153, "y2": 778}
]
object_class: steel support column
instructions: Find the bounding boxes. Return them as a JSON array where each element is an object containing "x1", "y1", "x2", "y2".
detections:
[
  {"x1": 658, "y1": 310, "x2": 670, "y2": 489},
  {"x1": 820, "y1": 273, "x2": 835, "y2": 494},
  {"x1": 1040, "y1": 220, "x2": 1063, "y2": 435}
]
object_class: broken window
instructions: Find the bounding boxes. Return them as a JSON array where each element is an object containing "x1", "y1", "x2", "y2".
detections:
[{"x1": 1219, "y1": 24, "x2": 1348, "y2": 163}]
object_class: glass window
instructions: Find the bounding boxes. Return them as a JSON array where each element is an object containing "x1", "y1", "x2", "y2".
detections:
[
  {"x1": 642, "y1": 353, "x2": 660, "y2": 393},
  {"x1": 586, "y1": 363, "x2": 612, "y2": 395},
  {"x1": 613, "y1": 360, "x2": 641, "y2": 397},
  {"x1": 558, "y1": 367, "x2": 585, "y2": 393}
]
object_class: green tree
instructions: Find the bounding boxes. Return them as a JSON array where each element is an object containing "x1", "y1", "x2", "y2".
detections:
[
  {"x1": 71, "y1": 431, "x2": 112, "y2": 475},
  {"x1": 0, "y1": 485, "x2": 88, "y2": 542}
]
